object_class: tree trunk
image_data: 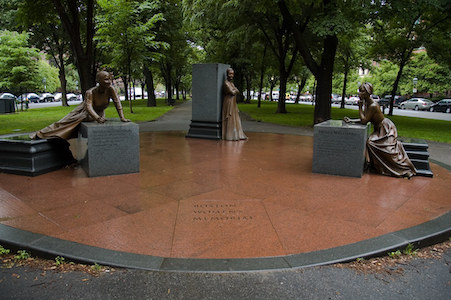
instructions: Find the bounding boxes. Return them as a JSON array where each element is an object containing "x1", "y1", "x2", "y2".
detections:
[
  {"x1": 58, "y1": 65, "x2": 69, "y2": 107},
  {"x1": 277, "y1": 70, "x2": 287, "y2": 113},
  {"x1": 278, "y1": 0, "x2": 337, "y2": 123},
  {"x1": 53, "y1": 0, "x2": 96, "y2": 99},
  {"x1": 258, "y1": 43, "x2": 267, "y2": 108},
  {"x1": 388, "y1": 48, "x2": 413, "y2": 115},
  {"x1": 245, "y1": 73, "x2": 252, "y2": 103},
  {"x1": 340, "y1": 65, "x2": 349, "y2": 109},
  {"x1": 144, "y1": 66, "x2": 156, "y2": 107}
]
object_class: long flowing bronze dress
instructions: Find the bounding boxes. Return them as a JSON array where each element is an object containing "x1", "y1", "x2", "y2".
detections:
[
  {"x1": 367, "y1": 118, "x2": 416, "y2": 178},
  {"x1": 222, "y1": 80, "x2": 247, "y2": 141},
  {"x1": 30, "y1": 101, "x2": 100, "y2": 140}
]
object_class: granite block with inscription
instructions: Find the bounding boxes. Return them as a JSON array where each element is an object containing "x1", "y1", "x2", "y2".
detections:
[
  {"x1": 79, "y1": 120, "x2": 139, "y2": 177},
  {"x1": 312, "y1": 120, "x2": 370, "y2": 178},
  {"x1": 186, "y1": 63, "x2": 230, "y2": 140}
]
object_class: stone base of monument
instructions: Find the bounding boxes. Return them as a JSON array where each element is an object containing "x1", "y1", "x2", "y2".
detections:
[
  {"x1": 187, "y1": 121, "x2": 221, "y2": 140},
  {"x1": 0, "y1": 134, "x2": 76, "y2": 176},
  {"x1": 312, "y1": 120, "x2": 370, "y2": 178},
  {"x1": 79, "y1": 120, "x2": 139, "y2": 177},
  {"x1": 400, "y1": 138, "x2": 433, "y2": 177}
]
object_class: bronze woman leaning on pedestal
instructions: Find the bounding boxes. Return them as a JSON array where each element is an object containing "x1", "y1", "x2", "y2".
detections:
[
  {"x1": 344, "y1": 83, "x2": 416, "y2": 178},
  {"x1": 31, "y1": 71, "x2": 130, "y2": 140}
]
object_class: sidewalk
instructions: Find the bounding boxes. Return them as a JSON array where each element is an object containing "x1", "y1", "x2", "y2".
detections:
[{"x1": 0, "y1": 100, "x2": 450, "y2": 272}]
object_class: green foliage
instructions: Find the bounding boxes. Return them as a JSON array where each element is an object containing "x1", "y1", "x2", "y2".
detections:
[
  {"x1": 36, "y1": 60, "x2": 60, "y2": 93},
  {"x1": 96, "y1": 0, "x2": 164, "y2": 76},
  {"x1": 91, "y1": 263, "x2": 102, "y2": 271},
  {"x1": 0, "y1": 245, "x2": 10, "y2": 255},
  {"x1": 55, "y1": 256, "x2": 66, "y2": 266},
  {"x1": 0, "y1": 30, "x2": 40, "y2": 94},
  {"x1": 388, "y1": 250, "x2": 402, "y2": 258},
  {"x1": 403, "y1": 243, "x2": 418, "y2": 256},
  {"x1": 14, "y1": 250, "x2": 30, "y2": 260}
]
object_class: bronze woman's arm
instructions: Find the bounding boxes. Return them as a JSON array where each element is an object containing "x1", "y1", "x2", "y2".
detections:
[
  {"x1": 110, "y1": 87, "x2": 130, "y2": 122},
  {"x1": 85, "y1": 90, "x2": 106, "y2": 123}
]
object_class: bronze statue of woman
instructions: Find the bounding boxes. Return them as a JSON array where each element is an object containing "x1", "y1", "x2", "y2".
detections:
[
  {"x1": 31, "y1": 71, "x2": 130, "y2": 140},
  {"x1": 222, "y1": 68, "x2": 247, "y2": 141},
  {"x1": 344, "y1": 83, "x2": 416, "y2": 178}
]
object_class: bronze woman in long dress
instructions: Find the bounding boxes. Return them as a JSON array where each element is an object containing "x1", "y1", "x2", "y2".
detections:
[
  {"x1": 31, "y1": 71, "x2": 130, "y2": 140},
  {"x1": 344, "y1": 83, "x2": 416, "y2": 178},
  {"x1": 222, "y1": 68, "x2": 247, "y2": 141}
]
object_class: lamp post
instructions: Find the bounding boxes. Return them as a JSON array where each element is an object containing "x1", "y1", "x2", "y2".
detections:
[{"x1": 269, "y1": 76, "x2": 275, "y2": 101}]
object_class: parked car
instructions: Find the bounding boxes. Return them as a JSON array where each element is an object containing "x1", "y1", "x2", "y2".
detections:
[
  {"x1": 429, "y1": 99, "x2": 451, "y2": 113},
  {"x1": 345, "y1": 96, "x2": 359, "y2": 105},
  {"x1": 19, "y1": 93, "x2": 40, "y2": 103},
  {"x1": 399, "y1": 98, "x2": 433, "y2": 111},
  {"x1": 54, "y1": 93, "x2": 80, "y2": 102},
  {"x1": 66, "y1": 93, "x2": 79, "y2": 101},
  {"x1": 0, "y1": 92, "x2": 17, "y2": 101},
  {"x1": 379, "y1": 95, "x2": 406, "y2": 108},
  {"x1": 371, "y1": 95, "x2": 380, "y2": 102},
  {"x1": 40, "y1": 93, "x2": 55, "y2": 102},
  {"x1": 331, "y1": 94, "x2": 340, "y2": 103}
]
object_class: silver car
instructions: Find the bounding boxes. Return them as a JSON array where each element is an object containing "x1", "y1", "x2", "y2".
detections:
[{"x1": 399, "y1": 98, "x2": 433, "y2": 111}]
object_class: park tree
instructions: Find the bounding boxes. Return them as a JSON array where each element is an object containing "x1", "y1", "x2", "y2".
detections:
[
  {"x1": 334, "y1": 27, "x2": 372, "y2": 108},
  {"x1": 51, "y1": 0, "x2": 97, "y2": 97},
  {"x1": 184, "y1": 0, "x2": 298, "y2": 113},
  {"x1": 403, "y1": 51, "x2": 451, "y2": 97},
  {"x1": 96, "y1": 0, "x2": 163, "y2": 113},
  {"x1": 155, "y1": 0, "x2": 189, "y2": 105},
  {"x1": 0, "y1": 0, "x2": 19, "y2": 31},
  {"x1": 36, "y1": 59, "x2": 60, "y2": 93},
  {"x1": 17, "y1": 0, "x2": 73, "y2": 106},
  {"x1": 368, "y1": 0, "x2": 450, "y2": 115},
  {"x1": 0, "y1": 30, "x2": 40, "y2": 95},
  {"x1": 278, "y1": 0, "x2": 367, "y2": 124}
]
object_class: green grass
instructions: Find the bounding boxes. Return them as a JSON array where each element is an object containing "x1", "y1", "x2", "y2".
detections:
[
  {"x1": 238, "y1": 101, "x2": 451, "y2": 143},
  {"x1": 0, "y1": 99, "x2": 175, "y2": 135}
]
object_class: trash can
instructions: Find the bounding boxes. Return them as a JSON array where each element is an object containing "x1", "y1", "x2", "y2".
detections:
[{"x1": 0, "y1": 98, "x2": 16, "y2": 113}]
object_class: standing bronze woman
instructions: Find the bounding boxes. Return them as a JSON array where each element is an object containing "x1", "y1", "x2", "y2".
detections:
[
  {"x1": 222, "y1": 68, "x2": 247, "y2": 141},
  {"x1": 344, "y1": 83, "x2": 416, "y2": 178}
]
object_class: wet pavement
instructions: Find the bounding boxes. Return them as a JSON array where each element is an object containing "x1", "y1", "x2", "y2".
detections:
[{"x1": 0, "y1": 100, "x2": 450, "y2": 272}]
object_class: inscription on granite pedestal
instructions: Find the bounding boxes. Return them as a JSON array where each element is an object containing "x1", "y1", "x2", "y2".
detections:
[
  {"x1": 192, "y1": 203, "x2": 254, "y2": 222},
  {"x1": 312, "y1": 120, "x2": 369, "y2": 178},
  {"x1": 79, "y1": 120, "x2": 139, "y2": 177}
]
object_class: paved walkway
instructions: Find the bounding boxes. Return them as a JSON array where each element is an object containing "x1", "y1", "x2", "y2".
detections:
[{"x1": 0, "y1": 101, "x2": 450, "y2": 271}]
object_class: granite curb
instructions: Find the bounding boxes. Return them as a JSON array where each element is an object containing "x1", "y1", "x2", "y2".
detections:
[{"x1": 0, "y1": 212, "x2": 450, "y2": 272}]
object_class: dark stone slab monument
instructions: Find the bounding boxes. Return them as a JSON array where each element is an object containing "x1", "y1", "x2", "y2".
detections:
[
  {"x1": 186, "y1": 63, "x2": 230, "y2": 140},
  {"x1": 312, "y1": 120, "x2": 370, "y2": 178},
  {"x1": 78, "y1": 120, "x2": 139, "y2": 177},
  {"x1": 0, "y1": 134, "x2": 75, "y2": 176}
]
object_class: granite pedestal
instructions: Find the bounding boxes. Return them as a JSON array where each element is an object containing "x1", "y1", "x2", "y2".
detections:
[
  {"x1": 312, "y1": 120, "x2": 370, "y2": 178},
  {"x1": 0, "y1": 134, "x2": 75, "y2": 176},
  {"x1": 79, "y1": 121, "x2": 139, "y2": 177},
  {"x1": 186, "y1": 63, "x2": 230, "y2": 140}
]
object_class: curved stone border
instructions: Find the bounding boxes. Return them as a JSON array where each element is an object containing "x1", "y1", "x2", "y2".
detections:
[{"x1": 1, "y1": 212, "x2": 449, "y2": 272}]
